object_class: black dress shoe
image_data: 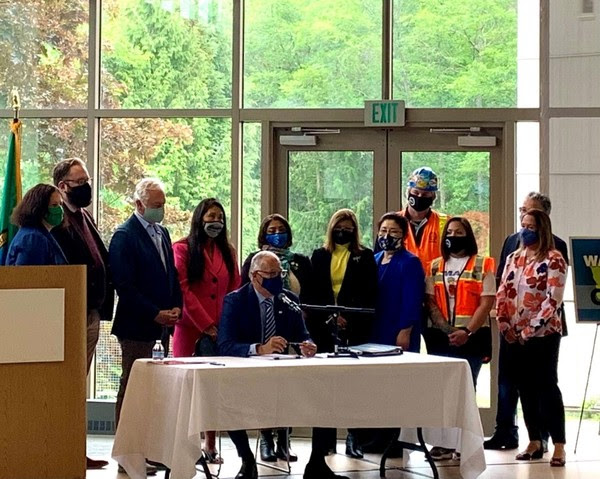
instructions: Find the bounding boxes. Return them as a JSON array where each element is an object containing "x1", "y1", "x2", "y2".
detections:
[
  {"x1": 235, "y1": 458, "x2": 258, "y2": 479},
  {"x1": 345, "y1": 432, "x2": 363, "y2": 459},
  {"x1": 86, "y1": 457, "x2": 108, "y2": 469},
  {"x1": 259, "y1": 430, "x2": 277, "y2": 462},
  {"x1": 515, "y1": 447, "x2": 544, "y2": 460},
  {"x1": 276, "y1": 428, "x2": 298, "y2": 461},
  {"x1": 483, "y1": 434, "x2": 519, "y2": 450},
  {"x1": 304, "y1": 459, "x2": 349, "y2": 479}
]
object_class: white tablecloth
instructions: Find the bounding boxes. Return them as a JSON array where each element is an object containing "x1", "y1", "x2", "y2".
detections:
[{"x1": 112, "y1": 352, "x2": 486, "y2": 479}]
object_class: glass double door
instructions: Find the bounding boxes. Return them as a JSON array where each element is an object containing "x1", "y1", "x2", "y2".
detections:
[
  {"x1": 274, "y1": 126, "x2": 506, "y2": 258},
  {"x1": 273, "y1": 125, "x2": 508, "y2": 433}
]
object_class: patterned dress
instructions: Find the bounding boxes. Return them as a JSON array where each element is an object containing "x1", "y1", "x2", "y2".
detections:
[{"x1": 496, "y1": 248, "x2": 567, "y2": 342}]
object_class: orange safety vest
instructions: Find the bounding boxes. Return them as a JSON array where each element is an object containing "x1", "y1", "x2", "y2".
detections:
[
  {"x1": 400, "y1": 209, "x2": 448, "y2": 268},
  {"x1": 428, "y1": 255, "x2": 496, "y2": 328}
]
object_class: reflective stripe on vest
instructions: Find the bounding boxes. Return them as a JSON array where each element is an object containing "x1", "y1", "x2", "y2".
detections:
[{"x1": 431, "y1": 255, "x2": 490, "y2": 328}]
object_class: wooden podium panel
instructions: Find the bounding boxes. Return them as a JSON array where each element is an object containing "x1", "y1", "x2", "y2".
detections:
[{"x1": 0, "y1": 266, "x2": 86, "y2": 479}]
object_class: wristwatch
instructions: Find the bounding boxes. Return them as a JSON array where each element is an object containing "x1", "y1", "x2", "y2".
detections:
[{"x1": 459, "y1": 326, "x2": 473, "y2": 337}]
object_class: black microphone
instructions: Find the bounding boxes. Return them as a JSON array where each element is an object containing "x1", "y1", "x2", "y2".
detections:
[{"x1": 278, "y1": 292, "x2": 302, "y2": 314}]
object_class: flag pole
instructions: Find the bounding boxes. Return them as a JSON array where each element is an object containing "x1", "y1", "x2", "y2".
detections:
[
  {"x1": 11, "y1": 88, "x2": 20, "y2": 121},
  {"x1": 0, "y1": 89, "x2": 23, "y2": 264},
  {"x1": 10, "y1": 89, "x2": 22, "y2": 200}
]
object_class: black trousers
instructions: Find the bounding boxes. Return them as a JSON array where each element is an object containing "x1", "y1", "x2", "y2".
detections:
[
  {"x1": 229, "y1": 428, "x2": 331, "y2": 461},
  {"x1": 493, "y1": 335, "x2": 520, "y2": 439},
  {"x1": 505, "y1": 333, "x2": 565, "y2": 444},
  {"x1": 228, "y1": 430, "x2": 254, "y2": 459}
]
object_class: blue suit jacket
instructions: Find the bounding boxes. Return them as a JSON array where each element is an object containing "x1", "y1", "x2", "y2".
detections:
[
  {"x1": 5, "y1": 226, "x2": 67, "y2": 266},
  {"x1": 371, "y1": 249, "x2": 425, "y2": 352},
  {"x1": 217, "y1": 283, "x2": 310, "y2": 357},
  {"x1": 109, "y1": 214, "x2": 182, "y2": 341}
]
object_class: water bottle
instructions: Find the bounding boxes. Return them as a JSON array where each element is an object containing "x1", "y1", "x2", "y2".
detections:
[{"x1": 152, "y1": 340, "x2": 164, "y2": 360}]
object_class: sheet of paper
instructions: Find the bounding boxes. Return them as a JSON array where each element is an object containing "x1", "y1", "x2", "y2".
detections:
[{"x1": 0, "y1": 288, "x2": 65, "y2": 364}]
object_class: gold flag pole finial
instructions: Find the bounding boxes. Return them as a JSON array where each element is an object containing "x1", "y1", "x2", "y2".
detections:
[{"x1": 11, "y1": 88, "x2": 20, "y2": 121}]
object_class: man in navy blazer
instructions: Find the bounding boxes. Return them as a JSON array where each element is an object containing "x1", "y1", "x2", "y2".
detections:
[
  {"x1": 486, "y1": 192, "x2": 568, "y2": 452},
  {"x1": 218, "y1": 251, "x2": 346, "y2": 479},
  {"x1": 110, "y1": 178, "x2": 182, "y2": 433}
]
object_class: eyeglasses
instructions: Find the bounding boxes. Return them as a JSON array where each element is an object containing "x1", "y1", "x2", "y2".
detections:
[
  {"x1": 64, "y1": 177, "x2": 92, "y2": 187},
  {"x1": 518, "y1": 207, "x2": 528, "y2": 214},
  {"x1": 333, "y1": 227, "x2": 354, "y2": 233},
  {"x1": 256, "y1": 269, "x2": 288, "y2": 279}
]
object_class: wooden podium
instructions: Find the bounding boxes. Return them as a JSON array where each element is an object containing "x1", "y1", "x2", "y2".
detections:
[{"x1": 0, "y1": 266, "x2": 87, "y2": 479}]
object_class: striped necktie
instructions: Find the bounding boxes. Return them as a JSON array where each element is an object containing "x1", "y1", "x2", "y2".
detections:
[
  {"x1": 263, "y1": 298, "x2": 276, "y2": 342},
  {"x1": 148, "y1": 224, "x2": 167, "y2": 270}
]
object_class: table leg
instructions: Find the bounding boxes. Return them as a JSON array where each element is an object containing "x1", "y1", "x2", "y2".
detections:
[{"x1": 379, "y1": 427, "x2": 439, "y2": 479}]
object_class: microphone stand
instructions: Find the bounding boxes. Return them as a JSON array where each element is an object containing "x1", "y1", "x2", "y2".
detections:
[{"x1": 299, "y1": 303, "x2": 375, "y2": 358}]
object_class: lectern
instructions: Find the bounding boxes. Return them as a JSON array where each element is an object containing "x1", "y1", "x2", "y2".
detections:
[{"x1": 0, "y1": 265, "x2": 86, "y2": 479}]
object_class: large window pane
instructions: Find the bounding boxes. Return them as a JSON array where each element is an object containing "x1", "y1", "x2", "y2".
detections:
[
  {"x1": 95, "y1": 116, "x2": 231, "y2": 399},
  {"x1": 0, "y1": 119, "x2": 87, "y2": 199},
  {"x1": 244, "y1": 0, "x2": 381, "y2": 108},
  {"x1": 393, "y1": 0, "x2": 518, "y2": 107},
  {"x1": 0, "y1": 1, "x2": 88, "y2": 109},
  {"x1": 101, "y1": 0, "x2": 232, "y2": 109},
  {"x1": 402, "y1": 152, "x2": 490, "y2": 254},
  {"x1": 550, "y1": 0, "x2": 600, "y2": 107},
  {"x1": 99, "y1": 117, "x2": 232, "y2": 241},
  {"x1": 516, "y1": 122, "x2": 539, "y2": 227},
  {"x1": 288, "y1": 151, "x2": 373, "y2": 256},
  {"x1": 242, "y1": 122, "x2": 262, "y2": 261}
]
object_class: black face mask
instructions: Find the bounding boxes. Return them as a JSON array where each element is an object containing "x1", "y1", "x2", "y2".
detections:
[
  {"x1": 333, "y1": 229, "x2": 353, "y2": 245},
  {"x1": 67, "y1": 182, "x2": 92, "y2": 208},
  {"x1": 377, "y1": 235, "x2": 402, "y2": 252},
  {"x1": 445, "y1": 236, "x2": 468, "y2": 254},
  {"x1": 408, "y1": 193, "x2": 434, "y2": 212}
]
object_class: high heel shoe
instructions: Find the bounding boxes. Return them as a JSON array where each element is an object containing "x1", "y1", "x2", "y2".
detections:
[
  {"x1": 550, "y1": 452, "x2": 566, "y2": 467},
  {"x1": 515, "y1": 447, "x2": 544, "y2": 460}
]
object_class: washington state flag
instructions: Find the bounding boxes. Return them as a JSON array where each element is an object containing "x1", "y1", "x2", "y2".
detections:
[{"x1": 0, "y1": 119, "x2": 22, "y2": 265}]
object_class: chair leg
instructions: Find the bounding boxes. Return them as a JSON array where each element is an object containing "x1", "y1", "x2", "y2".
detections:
[
  {"x1": 195, "y1": 456, "x2": 213, "y2": 478},
  {"x1": 254, "y1": 429, "x2": 292, "y2": 474},
  {"x1": 417, "y1": 427, "x2": 439, "y2": 479}
]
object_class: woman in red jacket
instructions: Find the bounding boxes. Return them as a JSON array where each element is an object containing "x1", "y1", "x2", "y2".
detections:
[{"x1": 173, "y1": 198, "x2": 240, "y2": 463}]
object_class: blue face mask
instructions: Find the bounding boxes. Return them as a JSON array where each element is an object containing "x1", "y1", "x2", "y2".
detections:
[
  {"x1": 265, "y1": 233, "x2": 289, "y2": 249},
  {"x1": 520, "y1": 228, "x2": 539, "y2": 247},
  {"x1": 261, "y1": 275, "x2": 283, "y2": 296}
]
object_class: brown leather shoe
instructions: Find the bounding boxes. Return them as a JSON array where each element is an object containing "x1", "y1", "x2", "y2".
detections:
[{"x1": 86, "y1": 456, "x2": 108, "y2": 469}]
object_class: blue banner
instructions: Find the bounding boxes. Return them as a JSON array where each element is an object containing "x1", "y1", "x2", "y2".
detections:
[{"x1": 570, "y1": 237, "x2": 600, "y2": 323}]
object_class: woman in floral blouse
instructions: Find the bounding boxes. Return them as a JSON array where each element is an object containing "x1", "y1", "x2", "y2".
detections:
[{"x1": 496, "y1": 208, "x2": 567, "y2": 467}]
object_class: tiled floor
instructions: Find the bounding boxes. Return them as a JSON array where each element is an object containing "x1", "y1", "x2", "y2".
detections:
[{"x1": 87, "y1": 419, "x2": 600, "y2": 478}]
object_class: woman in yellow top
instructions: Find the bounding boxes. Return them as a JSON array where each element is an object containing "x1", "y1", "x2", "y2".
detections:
[
  {"x1": 425, "y1": 216, "x2": 496, "y2": 461},
  {"x1": 308, "y1": 208, "x2": 377, "y2": 459}
]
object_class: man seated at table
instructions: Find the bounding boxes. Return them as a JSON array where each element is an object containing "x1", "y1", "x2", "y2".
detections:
[{"x1": 218, "y1": 251, "x2": 348, "y2": 479}]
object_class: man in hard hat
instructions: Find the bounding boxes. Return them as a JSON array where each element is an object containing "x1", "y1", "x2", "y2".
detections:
[
  {"x1": 399, "y1": 166, "x2": 448, "y2": 268},
  {"x1": 397, "y1": 167, "x2": 449, "y2": 358}
]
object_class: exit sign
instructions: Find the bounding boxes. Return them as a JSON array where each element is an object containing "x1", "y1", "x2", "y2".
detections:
[{"x1": 364, "y1": 100, "x2": 405, "y2": 127}]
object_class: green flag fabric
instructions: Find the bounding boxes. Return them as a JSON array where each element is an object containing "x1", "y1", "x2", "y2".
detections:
[{"x1": 0, "y1": 119, "x2": 23, "y2": 265}]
